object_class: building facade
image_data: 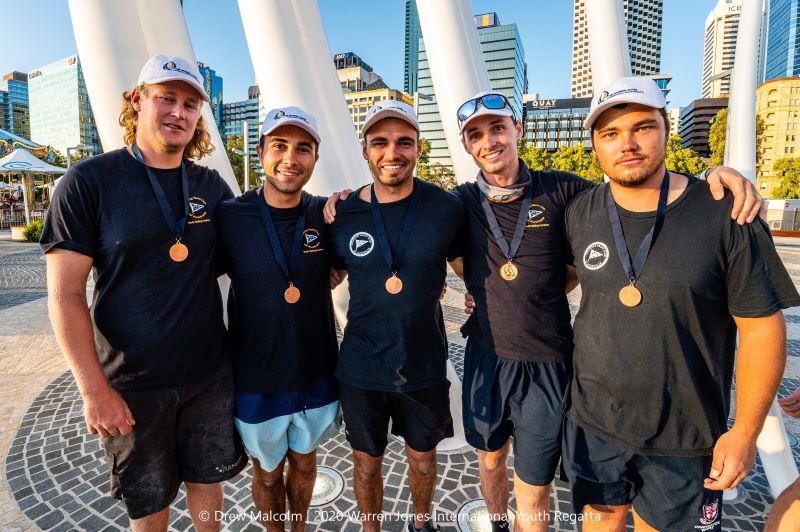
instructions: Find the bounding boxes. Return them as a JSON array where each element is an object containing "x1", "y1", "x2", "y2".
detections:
[
  {"x1": 28, "y1": 56, "x2": 101, "y2": 157},
  {"x1": 197, "y1": 62, "x2": 223, "y2": 130},
  {"x1": 757, "y1": 76, "x2": 800, "y2": 196},
  {"x1": 571, "y1": 0, "x2": 663, "y2": 98},
  {"x1": 0, "y1": 72, "x2": 30, "y2": 139},
  {"x1": 522, "y1": 97, "x2": 591, "y2": 151},
  {"x1": 667, "y1": 107, "x2": 683, "y2": 135},
  {"x1": 334, "y1": 52, "x2": 385, "y2": 92},
  {"x1": 417, "y1": 13, "x2": 527, "y2": 170},
  {"x1": 678, "y1": 97, "x2": 728, "y2": 157},
  {"x1": 404, "y1": 0, "x2": 422, "y2": 94},
  {"x1": 345, "y1": 89, "x2": 413, "y2": 136},
  {"x1": 764, "y1": 0, "x2": 800, "y2": 82},
  {"x1": 221, "y1": 85, "x2": 260, "y2": 165}
]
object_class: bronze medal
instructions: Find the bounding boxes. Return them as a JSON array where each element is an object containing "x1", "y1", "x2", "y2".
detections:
[
  {"x1": 169, "y1": 241, "x2": 189, "y2": 262},
  {"x1": 500, "y1": 261, "x2": 518, "y2": 281},
  {"x1": 284, "y1": 283, "x2": 301, "y2": 304},
  {"x1": 385, "y1": 274, "x2": 403, "y2": 295},
  {"x1": 619, "y1": 284, "x2": 642, "y2": 307}
]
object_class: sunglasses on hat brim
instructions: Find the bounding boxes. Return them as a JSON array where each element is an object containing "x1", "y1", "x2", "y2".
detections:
[{"x1": 457, "y1": 93, "x2": 513, "y2": 125}]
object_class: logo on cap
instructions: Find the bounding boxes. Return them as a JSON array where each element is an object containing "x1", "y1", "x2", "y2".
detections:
[
  {"x1": 274, "y1": 110, "x2": 309, "y2": 124},
  {"x1": 275, "y1": 110, "x2": 285, "y2": 119},
  {"x1": 598, "y1": 88, "x2": 645, "y2": 104},
  {"x1": 162, "y1": 61, "x2": 199, "y2": 83}
]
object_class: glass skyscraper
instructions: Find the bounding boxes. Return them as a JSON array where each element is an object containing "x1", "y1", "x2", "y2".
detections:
[
  {"x1": 417, "y1": 13, "x2": 527, "y2": 169},
  {"x1": 198, "y1": 62, "x2": 223, "y2": 130},
  {"x1": 0, "y1": 72, "x2": 30, "y2": 138},
  {"x1": 221, "y1": 85, "x2": 260, "y2": 169},
  {"x1": 28, "y1": 56, "x2": 101, "y2": 157},
  {"x1": 404, "y1": 0, "x2": 422, "y2": 94},
  {"x1": 764, "y1": 0, "x2": 800, "y2": 82}
]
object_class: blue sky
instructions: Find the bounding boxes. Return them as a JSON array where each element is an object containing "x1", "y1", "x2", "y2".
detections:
[{"x1": 2, "y1": 0, "x2": 720, "y2": 110}]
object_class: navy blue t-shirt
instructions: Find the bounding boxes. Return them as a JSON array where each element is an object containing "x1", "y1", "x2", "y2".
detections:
[
  {"x1": 40, "y1": 148, "x2": 234, "y2": 390},
  {"x1": 216, "y1": 189, "x2": 338, "y2": 394},
  {"x1": 329, "y1": 179, "x2": 465, "y2": 392}
]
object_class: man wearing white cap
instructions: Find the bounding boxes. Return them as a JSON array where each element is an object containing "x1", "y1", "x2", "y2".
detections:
[
  {"x1": 327, "y1": 100, "x2": 464, "y2": 532},
  {"x1": 455, "y1": 87, "x2": 767, "y2": 531},
  {"x1": 215, "y1": 106, "x2": 339, "y2": 531},
  {"x1": 41, "y1": 54, "x2": 246, "y2": 529},
  {"x1": 562, "y1": 76, "x2": 799, "y2": 530}
]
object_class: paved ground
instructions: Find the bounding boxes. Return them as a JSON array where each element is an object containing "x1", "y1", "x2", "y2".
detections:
[{"x1": 1, "y1": 236, "x2": 800, "y2": 531}]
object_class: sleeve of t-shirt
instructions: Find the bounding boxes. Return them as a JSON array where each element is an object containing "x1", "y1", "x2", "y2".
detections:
[
  {"x1": 327, "y1": 222, "x2": 347, "y2": 270},
  {"x1": 447, "y1": 194, "x2": 467, "y2": 261},
  {"x1": 39, "y1": 166, "x2": 99, "y2": 258},
  {"x1": 563, "y1": 199, "x2": 578, "y2": 268},
  {"x1": 726, "y1": 218, "x2": 800, "y2": 317},
  {"x1": 554, "y1": 171, "x2": 595, "y2": 207}
]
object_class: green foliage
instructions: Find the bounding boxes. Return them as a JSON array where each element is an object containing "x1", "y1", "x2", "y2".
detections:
[
  {"x1": 22, "y1": 219, "x2": 43, "y2": 242},
  {"x1": 773, "y1": 157, "x2": 800, "y2": 199},
  {"x1": 708, "y1": 109, "x2": 727, "y2": 167},
  {"x1": 665, "y1": 134, "x2": 707, "y2": 176},
  {"x1": 517, "y1": 141, "x2": 604, "y2": 183},
  {"x1": 225, "y1": 135, "x2": 259, "y2": 192},
  {"x1": 416, "y1": 137, "x2": 457, "y2": 190},
  {"x1": 518, "y1": 142, "x2": 550, "y2": 172}
]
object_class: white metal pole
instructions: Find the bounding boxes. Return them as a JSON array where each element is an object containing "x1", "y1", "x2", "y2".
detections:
[
  {"x1": 243, "y1": 120, "x2": 250, "y2": 191},
  {"x1": 416, "y1": 0, "x2": 486, "y2": 184},
  {"x1": 585, "y1": 0, "x2": 632, "y2": 94}
]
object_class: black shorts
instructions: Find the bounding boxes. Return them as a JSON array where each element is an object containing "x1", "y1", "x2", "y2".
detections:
[
  {"x1": 103, "y1": 364, "x2": 247, "y2": 519},
  {"x1": 339, "y1": 381, "x2": 454, "y2": 457},
  {"x1": 462, "y1": 338, "x2": 568, "y2": 486},
  {"x1": 562, "y1": 419, "x2": 723, "y2": 531}
]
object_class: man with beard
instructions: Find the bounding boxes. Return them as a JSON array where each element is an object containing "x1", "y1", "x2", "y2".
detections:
[
  {"x1": 563, "y1": 76, "x2": 798, "y2": 530},
  {"x1": 41, "y1": 54, "x2": 246, "y2": 530},
  {"x1": 215, "y1": 107, "x2": 339, "y2": 531},
  {"x1": 328, "y1": 101, "x2": 464, "y2": 532}
]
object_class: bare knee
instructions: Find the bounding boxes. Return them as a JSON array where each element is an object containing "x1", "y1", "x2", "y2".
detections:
[
  {"x1": 478, "y1": 445, "x2": 510, "y2": 472},
  {"x1": 406, "y1": 448, "x2": 437, "y2": 478},
  {"x1": 354, "y1": 451, "x2": 383, "y2": 483},
  {"x1": 287, "y1": 450, "x2": 317, "y2": 476},
  {"x1": 185, "y1": 481, "x2": 222, "y2": 497},
  {"x1": 253, "y1": 459, "x2": 286, "y2": 489}
]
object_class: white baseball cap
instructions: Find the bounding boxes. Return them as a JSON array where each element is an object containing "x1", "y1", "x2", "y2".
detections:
[
  {"x1": 584, "y1": 76, "x2": 666, "y2": 130},
  {"x1": 137, "y1": 54, "x2": 209, "y2": 102},
  {"x1": 362, "y1": 101, "x2": 419, "y2": 136},
  {"x1": 260, "y1": 106, "x2": 321, "y2": 145},
  {"x1": 458, "y1": 91, "x2": 514, "y2": 133}
]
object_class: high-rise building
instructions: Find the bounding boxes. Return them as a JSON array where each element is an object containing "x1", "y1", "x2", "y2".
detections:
[
  {"x1": 764, "y1": 0, "x2": 800, "y2": 82},
  {"x1": 571, "y1": 0, "x2": 663, "y2": 98},
  {"x1": 404, "y1": 0, "x2": 422, "y2": 94},
  {"x1": 197, "y1": 61, "x2": 223, "y2": 130},
  {"x1": 221, "y1": 84, "x2": 260, "y2": 165},
  {"x1": 417, "y1": 13, "x2": 527, "y2": 170},
  {"x1": 345, "y1": 89, "x2": 413, "y2": 136},
  {"x1": 334, "y1": 52, "x2": 386, "y2": 92},
  {"x1": 28, "y1": 56, "x2": 101, "y2": 157},
  {"x1": 678, "y1": 97, "x2": 728, "y2": 157},
  {"x1": 0, "y1": 72, "x2": 30, "y2": 139},
  {"x1": 667, "y1": 107, "x2": 683, "y2": 136},
  {"x1": 756, "y1": 76, "x2": 800, "y2": 195},
  {"x1": 522, "y1": 97, "x2": 592, "y2": 151}
]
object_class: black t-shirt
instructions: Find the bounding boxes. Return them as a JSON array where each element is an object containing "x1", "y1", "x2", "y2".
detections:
[
  {"x1": 40, "y1": 148, "x2": 234, "y2": 390},
  {"x1": 454, "y1": 164, "x2": 592, "y2": 362},
  {"x1": 565, "y1": 176, "x2": 800, "y2": 456},
  {"x1": 329, "y1": 179, "x2": 465, "y2": 391},
  {"x1": 215, "y1": 190, "x2": 338, "y2": 394}
]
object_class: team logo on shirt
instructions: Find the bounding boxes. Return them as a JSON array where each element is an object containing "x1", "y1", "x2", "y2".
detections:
[
  {"x1": 526, "y1": 203, "x2": 549, "y2": 229},
  {"x1": 583, "y1": 242, "x2": 609, "y2": 270},
  {"x1": 187, "y1": 196, "x2": 210, "y2": 224},
  {"x1": 303, "y1": 228, "x2": 323, "y2": 253},
  {"x1": 349, "y1": 231, "x2": 374, "y2": 257},
  {"x1": 696, "y1": 499, "x2": 720, "y2": 529}
]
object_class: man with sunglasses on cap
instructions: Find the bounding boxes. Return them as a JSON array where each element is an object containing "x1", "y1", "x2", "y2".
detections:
[
  {"x1": 561, "y1": 76, "x2": 798, "y2": 530},
  {"x1": 215, "y1": 106, "x2": 340, "y2": 531},
  {"x1": 327, "y1": 100, "x2": 464, "y2": 532},
  {"x1": 41, "y1": 54, "x2": 246, "y2": 530},
  {"x1": 454, "y1": 89, "x2": 766, "y2": 531}
]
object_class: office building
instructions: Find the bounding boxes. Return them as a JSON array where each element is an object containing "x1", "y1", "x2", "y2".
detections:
[
  {"x1": 345, "y1": 88, "x2": 412, "y2": 136},
  {"x1": 404, "y1": 0, "x2": 422, "y2": 94},
  {"x1": 764, "y1": 0, "x2": 800, "y2": 82},
  {"x1": 334, "y1": 52, "x2": 385, "y2": 92},
  {"x1": 522, "y1": 97, "x2": 592, "y2": 151},
  {"x1": 28, "y1": 55, "x2": 101, "y2": 157},
  {"x1": 221, "y1": 84, "x2": 260, "y2": 164},
  {"x1": 0, "y1": 72, "x2": 29, "y2": 139},
  {"x1": 197, "y1": 61, "x2": 223, "y2": 130},
  {"x1": 757, "y1": 76, "x2": 800, "y2": 195},
  {"x1": 571, "y1": 0, "x2": 663, "y2": 98},
  {"x1": 667, "y1": 107, "x2": 683, "y2": 135},
  {"x1": 678, "y1": 97, "x2": 728, "y2": 157},
  {"x1": 417, "y1": 13, "x2": 527, "y2": 169}
]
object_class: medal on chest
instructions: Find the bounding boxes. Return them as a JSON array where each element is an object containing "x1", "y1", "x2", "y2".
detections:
[
  {"x1": 480, "y1": 181, "x2": 533, "y2": 282},
  {"x1": 258, "y1": 188, "x2": 306, "y2": 305},
  {"x1": 369, "y1": 183, "x2": 419, "y2": 295}
]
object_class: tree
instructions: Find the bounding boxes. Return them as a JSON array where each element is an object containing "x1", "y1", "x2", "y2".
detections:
[
  {"x1": 549, "y1": 144, "x2": 604, "y2": 183},
  {"x1": 665, "y1": 134, "x2": 707, "y2": 176},
  {"x1": 225, "y1": 135, "x2": 259, "y2": 191},
  {"x1": 518, "y1": 141, "x2": 550, "y2": 171},
  {"x1": 708, "y1": 108, "x2": 765, "y2": 170},
  {"x1": 416, "y1": 137, "x2": 432, "y2": 182},
  {"x1": 416, "y1": 138, "x2": 457, "y2": 190},
  {"x1": 773, "y1": 157, "x2": 800, "y2": 199}
]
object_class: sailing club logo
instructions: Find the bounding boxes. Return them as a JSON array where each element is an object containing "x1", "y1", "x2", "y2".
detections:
[{"x1": 349, "y1": 231, "x2": 374, "y2": 257}]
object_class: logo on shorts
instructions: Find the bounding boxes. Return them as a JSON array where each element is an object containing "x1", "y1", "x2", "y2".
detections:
[
  {"x1": 349, "y1": 231, "x2": 374, "y2": 257},
  {"x1": 187, "y1": 196, "x2": 209, "y2": 224},
  {"x1": 303, "y1": 228, "x2": 322, "y2": 253},
  {"x1": 583, "y1": 242, "x2": 609, "y2": 270},
  {"x1": 700, "y1": 500, "x2": 719, "y2": 525}
]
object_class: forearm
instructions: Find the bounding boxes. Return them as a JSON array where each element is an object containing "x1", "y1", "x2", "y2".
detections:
[
  {"x1": 565, "y1": 265, "x2": 579, "y2": 294},
  {"x1": 449, "y1": 258, "x2": 464, "y2": 280}
]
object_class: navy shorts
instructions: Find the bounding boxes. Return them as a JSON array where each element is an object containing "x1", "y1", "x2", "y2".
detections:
[
  {"x1": 562, "y1": 419, "x2": 723, "y2": 531},
  {"x1": 462, "y1": 338, "x2": 568, "y2": 486}
]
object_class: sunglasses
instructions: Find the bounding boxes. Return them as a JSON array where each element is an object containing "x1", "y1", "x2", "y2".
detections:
[{"x1": 457, "y1": 93, "x2": 512, "y2": 125}]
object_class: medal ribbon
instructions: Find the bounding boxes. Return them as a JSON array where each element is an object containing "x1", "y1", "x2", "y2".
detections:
[
  {"x1": 369, "y1": 180, "x2": 419, "y2": 276},
  {"x1": 605, "y1": 170, "x2": 670, "y2": 285},
  {"x1": 479, "y1": 180, "x2": 533, "y2": 263},
  {"x1": 131, "y1": 143, "x2": 189, "y2": 242},
  {"x1": 257, "y1": 188, "x2": 306, "y2": 284}
]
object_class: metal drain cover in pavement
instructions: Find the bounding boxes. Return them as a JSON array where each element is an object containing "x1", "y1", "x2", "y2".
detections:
[
  {"x1": 456, "y1": 500, "x2": 513, "y2": 532},
  {"x1": 310, "y1": 466, "x2": 344, "y2": 507},
  {"x1": 788, "y1": 431, "x2": 799, "y2": 448}
]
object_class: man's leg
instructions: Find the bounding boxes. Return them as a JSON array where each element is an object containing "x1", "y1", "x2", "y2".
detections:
[
  {"x1": 129, "y1": 509, "x2": 170, "y2": 532},
  {"x1": 512, "y1": 472, "x2": 550, "y2": 532},
  {"x1": 285, "y1": 449, "x2": 317, "y2": 532},
  {"x1": 631, "y1": 507, "x2": 659, "y2": 532},
  {"x1": 476, "y1": 441, "x2": 511, "y2": 523},
  {"x1": 185, "y1": 481, "x2": 223, "y2": 532},
  {"x1": 582, "y1": 504, "x2": 629, "y2": 532},
  {"x1": 353, "y1": 450, "x2": 385, "y2": 532},
  {"x1": 406, "y1": 444, "x2": 438, "y2": 529},
  {"x1": 765, "y1": 477, "x2": 800, "y2": 532},
  {"x1": 252, "y1": 457, "x2": 287, "y2": 532}
]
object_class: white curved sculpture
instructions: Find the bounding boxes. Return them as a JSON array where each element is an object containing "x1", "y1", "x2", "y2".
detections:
[{"x1": 585, "y1": 0, "x2": 632, "y2": 94}]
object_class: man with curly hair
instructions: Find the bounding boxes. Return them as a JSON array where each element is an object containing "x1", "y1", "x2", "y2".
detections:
[{"x1": 41, "y1": 54, "x2": 246, "y2": 530}]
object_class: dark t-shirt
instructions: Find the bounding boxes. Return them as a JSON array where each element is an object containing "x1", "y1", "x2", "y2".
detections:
[
  {"x1": 454, "y1": 164, "x2": 592, "y2": 362},
  {"x1": 329, "y1": 178, "x2": 465, "y2": 392},
  {"x1": 40, "y1": 148, "x2": 234, "y2": 390},
  {"x1": 565, "y1": 176, "x2": 800, "y2": 456},
  {"x1": 216, "y1": 190, "x2": 338, "y2": 394}
]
